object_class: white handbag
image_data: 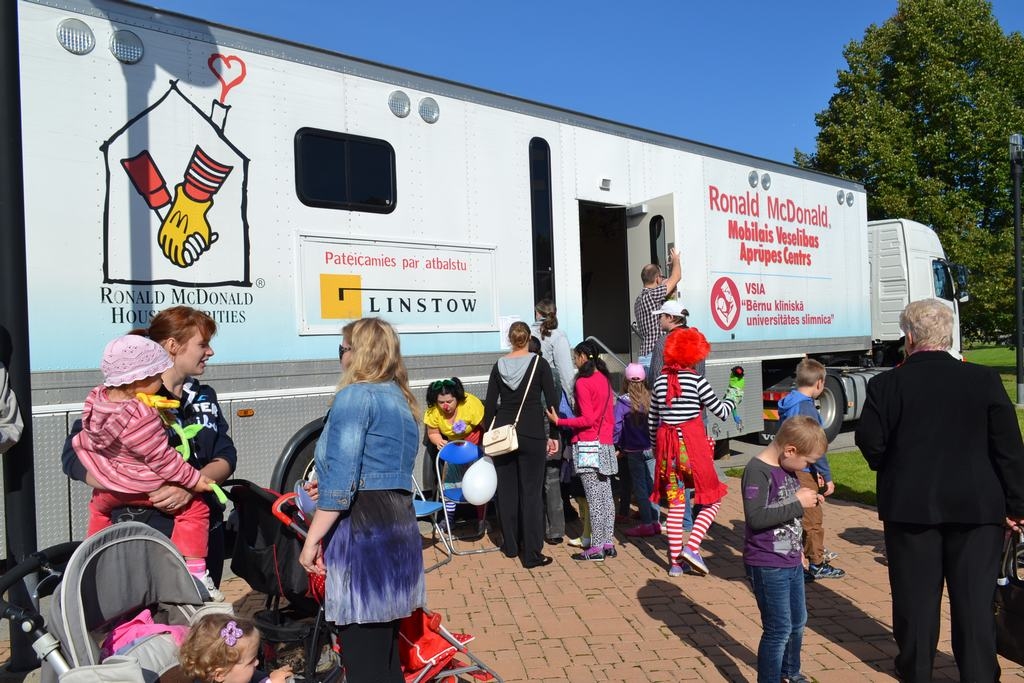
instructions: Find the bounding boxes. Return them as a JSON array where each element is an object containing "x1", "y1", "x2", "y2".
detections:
[
  {"x1": 482, "y1": 423, "x2": 518, "y2": 456},
  {"x1": 482, "y1": 356, "x2": 539, "y2": 457}
]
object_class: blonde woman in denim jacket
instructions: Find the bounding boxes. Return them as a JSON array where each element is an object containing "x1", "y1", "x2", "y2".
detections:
[{"x1": 299, "y1": 318, "x2": 425, "y2": 683}]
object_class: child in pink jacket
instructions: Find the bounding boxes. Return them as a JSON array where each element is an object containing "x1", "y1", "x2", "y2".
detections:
[
  {"x1": 547, "y1": 340, "x2": 618, "y2": 561},
  {"x1": 73, "y1": 335, "x2": 216, "y2": 590}
]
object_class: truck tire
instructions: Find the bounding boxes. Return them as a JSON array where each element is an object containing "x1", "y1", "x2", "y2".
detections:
[
  {"x1": 818, "y1": 375, "x2": 844, "y2": 443},
  {"x1": 270, "y1": 418, "x2": 324, "y2": 493}
]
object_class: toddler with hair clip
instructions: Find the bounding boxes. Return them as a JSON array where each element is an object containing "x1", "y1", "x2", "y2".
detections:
[{"x1": 179, "y1": 614, "x2": 292, "y2": 683}]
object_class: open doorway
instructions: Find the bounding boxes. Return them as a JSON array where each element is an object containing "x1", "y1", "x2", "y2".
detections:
[{"x1": 578, "y1": 201, "x2": 629, "y2": 353}]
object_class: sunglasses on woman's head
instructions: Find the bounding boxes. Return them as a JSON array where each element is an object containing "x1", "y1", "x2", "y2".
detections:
[
  {"x1": 430, "y1": 379, "x2": 455, "y2": 390},
  {"x1": 338, "y1": 345, "x2": 352, "y2": 360}
]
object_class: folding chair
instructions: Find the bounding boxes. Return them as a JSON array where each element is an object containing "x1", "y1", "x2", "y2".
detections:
[
  {"x1": 412, "y1": 477, "x2": 452, "y2": 573},
  {"x1": 399, "y1": 607, "x2": 503, "y2": 682},
  {"x1": 435, "y1": 440, "x2": 499, "y2": 556}
]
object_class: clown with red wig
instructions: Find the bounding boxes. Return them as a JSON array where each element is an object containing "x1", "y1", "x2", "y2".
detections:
[{"x1": 648, "y1": 327, "x2": 744, "y2": 576}]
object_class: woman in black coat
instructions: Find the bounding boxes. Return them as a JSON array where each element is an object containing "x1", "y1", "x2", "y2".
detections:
[{"x1": 482, "y1": 321, "x2": 560, "y2": 569}]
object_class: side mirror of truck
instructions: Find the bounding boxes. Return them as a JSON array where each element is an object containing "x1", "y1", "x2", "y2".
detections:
[{"x1": 952, "y1": 263, "x2": 970, "y2": 303}]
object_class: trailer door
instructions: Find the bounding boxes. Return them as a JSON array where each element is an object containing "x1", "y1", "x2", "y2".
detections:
[
  {"x1": 625, "y1": 194, "x2": 676, "y2": 361},
  {"x1": 579, "y1": 202, "x2": 628, "y2": 352}
]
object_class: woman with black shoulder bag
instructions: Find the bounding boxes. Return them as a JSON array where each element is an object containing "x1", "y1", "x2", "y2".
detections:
[{"x1": 482, "y1": 321, "x2": 560, "y2": 569}]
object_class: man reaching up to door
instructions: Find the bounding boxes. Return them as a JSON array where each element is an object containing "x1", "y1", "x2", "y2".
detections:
[{"x1": 633, "y1": 248, "x2": 681, "y2": 373}]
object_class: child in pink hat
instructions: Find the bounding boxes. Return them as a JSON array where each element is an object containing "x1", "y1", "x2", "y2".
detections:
[
  {"x1": 73, "y1": 335, "x2": 218, "y2": 595},
  {"x1": 614, "y1": 363, "x2": 661, "y2": 537}
]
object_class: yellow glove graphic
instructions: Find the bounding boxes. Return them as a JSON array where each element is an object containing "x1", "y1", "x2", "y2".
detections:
[
  {"x1": 157, "y1": 145, "x2": 232, "y2": 268},
  {"x1": 158, "y1": 185, "x2": 218, "y2": 267}
]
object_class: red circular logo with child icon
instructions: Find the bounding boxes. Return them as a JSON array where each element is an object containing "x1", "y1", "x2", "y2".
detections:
[{"x1": 710, "y1": 277, "x2": 741, "y2": 331}]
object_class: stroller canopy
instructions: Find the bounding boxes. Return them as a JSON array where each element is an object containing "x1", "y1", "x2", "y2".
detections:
[{"x1": 47, "y1": 522, "x2": 205, "y2": 669}]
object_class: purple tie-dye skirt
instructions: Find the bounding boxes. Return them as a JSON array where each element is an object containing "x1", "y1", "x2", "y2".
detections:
[{"x1": 323, "y1": 489, "x2": 427, "y2": 625}]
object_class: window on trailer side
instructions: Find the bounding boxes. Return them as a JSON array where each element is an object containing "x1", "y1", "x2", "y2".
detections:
[
  {"x1": 294, "y1": 128, "x2": 396, "y2": 213},
  {"x1": 530, "y1": 138, "x2": 555, "y2": 302}
]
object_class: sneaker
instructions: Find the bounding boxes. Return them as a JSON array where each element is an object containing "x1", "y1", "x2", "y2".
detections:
[
  {"x1": 680, "y1": 548, "x2": 709, "y2": 576},
  {"x1": 573, "y1": 548, "x2": 605, "y2": 562},
  {"x1": 822, "y1": 549, "x2": 839, "y2": 562},
  {"x1": 603, "y1": 544, "x2": 617, "y2": 558},
  {"x1": 668, "y1": 564, "x2": 685, "y2": 577},
  {"x1": 804, "y1": 568, "x2": 816, "y2": 583},
  {"x1": 807, "y1": 562, "x2": 846, "y2": 579},
  {"x1": 782, "y1": 674, "x2": 816, "y2": 683},
  {"x1": 196, "y1": 571, "x2": 225, "y2": 602},
  {"x1": 624, "y1": 523, "x2": 660, "y2": 538}
]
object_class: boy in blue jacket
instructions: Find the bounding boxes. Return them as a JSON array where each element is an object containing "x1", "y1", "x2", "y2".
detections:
[{"x1": 777, "y1": 358, "x2": 845, "y2": 579}]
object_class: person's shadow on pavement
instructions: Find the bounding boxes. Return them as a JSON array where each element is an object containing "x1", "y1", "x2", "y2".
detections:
[{"x1": 637, "y1": 577, "x2": 757, "y2": 681}]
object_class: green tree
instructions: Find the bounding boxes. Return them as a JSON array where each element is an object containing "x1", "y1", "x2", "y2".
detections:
[{"x1": 801, "y1": 0, "x2": 1024, "y2": 340}]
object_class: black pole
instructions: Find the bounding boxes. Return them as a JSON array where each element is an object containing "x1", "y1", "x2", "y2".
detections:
[
  {"x1": 1013, "y1": 137, "x2": 1024, "y2": 407},
  {"x1": 0, "y1": 1, "x2": 38, "y2": 671}
]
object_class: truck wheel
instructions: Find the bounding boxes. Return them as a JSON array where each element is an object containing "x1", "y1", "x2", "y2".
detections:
[
  {"x1": 270, "y1": 418, "x2": 324, "y2": 492},
  {"x1": 281, "y1": 437, "x2": 318, "y2": 492},
  {"x1": 818, "y1": 375, "x2": 844, "y2": 443}
]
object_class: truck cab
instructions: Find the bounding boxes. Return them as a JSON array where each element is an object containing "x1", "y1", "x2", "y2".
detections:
[{"x1": 868, "y1": 218, "x2": 968, "y2": 361}]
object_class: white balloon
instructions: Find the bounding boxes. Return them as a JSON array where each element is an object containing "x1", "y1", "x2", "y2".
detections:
[{"x1": 461, "y1": 456, "x2": 497, "y2": 505}]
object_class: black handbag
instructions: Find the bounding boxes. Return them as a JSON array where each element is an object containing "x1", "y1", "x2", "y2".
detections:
[{"x1": 995, "y1": 531, "x2": 1024, "y2": 665}]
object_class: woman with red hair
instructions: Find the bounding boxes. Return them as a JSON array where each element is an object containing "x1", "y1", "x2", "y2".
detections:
[{"x1": 648, "y1": 327, "x2": 742, "y2": 577}]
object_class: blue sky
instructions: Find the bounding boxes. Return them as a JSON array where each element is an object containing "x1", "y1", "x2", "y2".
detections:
[{"x1": 151, "y1": 1, "x2": 1022, "y2": 166}]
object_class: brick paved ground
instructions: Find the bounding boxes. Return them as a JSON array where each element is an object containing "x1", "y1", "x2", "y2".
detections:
[{"x1": 1, "y1": 473, "x2": 1022, "y2": 682}]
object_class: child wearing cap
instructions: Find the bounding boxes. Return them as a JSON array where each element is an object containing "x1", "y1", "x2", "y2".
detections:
[
  {"x1": 614, "y1": 363, "x2": 660, "y2": 537},
  {"x1": 72, "y1": 334, "x2": 217, "y2": 593}
]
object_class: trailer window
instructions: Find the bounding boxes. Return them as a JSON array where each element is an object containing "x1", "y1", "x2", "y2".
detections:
[
  {"x1": 530, "y1": 138, "x2": 555, "y2": 301},
  {"x1": 649, "y1": 215, "x2": 666, "y2": 271},
  {"x1": 295, "y1": 129, "x2": 396, "y2": 213},
  {"x1": 932, "y1": 260, "x2": 954, "y2": 301}
]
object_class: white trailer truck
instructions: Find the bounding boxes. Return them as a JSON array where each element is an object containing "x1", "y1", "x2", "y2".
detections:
[{"x1": 13, "y1": 0, "x2": 966, "y2": 547}]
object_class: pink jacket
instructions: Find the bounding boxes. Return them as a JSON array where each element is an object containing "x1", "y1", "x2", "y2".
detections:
[
  {"x1": 559, "y1": 373, "x2": 615, "y2": 445},
  {"x1": 72, "y1": 386, "x2": 201, "y2": 494}
]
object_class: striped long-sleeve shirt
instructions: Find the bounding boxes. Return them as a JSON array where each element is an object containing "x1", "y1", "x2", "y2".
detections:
[
  {"x1": 648, "y1": 370, "x2": 735, "y2": 443},
  {"x1": 72, "y1": 385, "x2": 202, "y2": 494}
]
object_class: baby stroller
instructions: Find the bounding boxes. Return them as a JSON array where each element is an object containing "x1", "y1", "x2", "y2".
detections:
[
  {"x1": 227, "y1": 479, "x2": 504, "y2": 683},
  {"x1": 227, "y1": 480, "x2": 341, "y2": 682},
  {"x1": 0, "y1": 521, "x2": 229, "y2": 682}
]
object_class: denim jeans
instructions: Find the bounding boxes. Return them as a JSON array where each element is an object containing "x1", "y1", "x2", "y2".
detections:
[
  {"x1": 746, "y1": 564, "x2": 806, "y2": 683},
  {"x1": 638, "y1": 353, "x2": 652, "y2": 374},
  {"x1": 543, "y1": 459, "x2": 565, "y2": 538},
  {"x1": 625, "y1": 450, "x2": 659, "y2": 524},
  {"x1": 682, "y1": 487, "x2": 694, "y2": 531}
]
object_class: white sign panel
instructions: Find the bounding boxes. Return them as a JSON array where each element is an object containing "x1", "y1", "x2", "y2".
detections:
[
  {"x1": 688, "y1": 158, "x2": 869, "y2": 342},
  {"x1": 298, "y1": 235, "x2": 498, "y2": 334}
]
